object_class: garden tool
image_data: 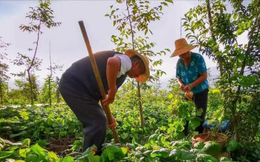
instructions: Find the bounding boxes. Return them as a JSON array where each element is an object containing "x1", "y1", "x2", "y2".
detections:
[{"x1": 78, "y1": 21, "x2": 119, "y2": 143}]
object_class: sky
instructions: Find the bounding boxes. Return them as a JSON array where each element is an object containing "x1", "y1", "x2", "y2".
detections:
[{"x1": 0, "y1": 0, "x2": 220, "y2": 88}]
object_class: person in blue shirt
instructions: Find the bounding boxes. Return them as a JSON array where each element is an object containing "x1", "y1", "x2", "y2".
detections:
[
  {"x1": 59, "y1": 49, "x2": 149, "y2": 154},
  {"x1": 171, "y1": 38, "x2": 209, "y2": 135}
]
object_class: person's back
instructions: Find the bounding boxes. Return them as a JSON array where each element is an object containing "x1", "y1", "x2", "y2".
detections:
[{"x1": 61, "y1": 51, "x2": 127, "y2": 100}]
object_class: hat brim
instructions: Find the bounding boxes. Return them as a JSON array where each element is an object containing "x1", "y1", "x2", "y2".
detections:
[
  {"x1": 170, "y1": 45, "x2": 195, "y2": 57},
  {"x1": 125, "y1": 49, "x2": 150, "y2": 83}
]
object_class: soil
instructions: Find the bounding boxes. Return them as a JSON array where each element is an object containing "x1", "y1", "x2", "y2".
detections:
[{"x1": 45, "y1": 136, "x2": 76, "y2": 157}]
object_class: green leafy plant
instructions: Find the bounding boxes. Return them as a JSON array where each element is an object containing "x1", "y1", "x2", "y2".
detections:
[{"x1": 182, "y1": 0, "x2": 260, "y2": 148}]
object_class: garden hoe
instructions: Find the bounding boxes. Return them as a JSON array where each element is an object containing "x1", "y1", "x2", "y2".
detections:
[{"x1": 78, "y1": 21, "x2": 120, "y2": 143}]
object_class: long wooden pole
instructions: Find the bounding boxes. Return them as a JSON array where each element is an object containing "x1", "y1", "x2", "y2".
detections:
[{"x1": 78, "y1": 21, "x2": 119, "y2": 143}]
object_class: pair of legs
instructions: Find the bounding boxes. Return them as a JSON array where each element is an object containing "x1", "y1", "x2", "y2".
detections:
[
  {"x1": 183, "y1": 89, "x2": 209, "y2": 135},
  {"x1": 59, "y1": 78, "x2": 107, "y2": 154}
]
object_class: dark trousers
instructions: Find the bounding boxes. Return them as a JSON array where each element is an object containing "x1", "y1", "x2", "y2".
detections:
[
  {"x1": 184, "y1": 89, "x2": 209, "y2": 135},
  {"x1": 59, "y1": 77, "x2": 107, "y2": 153}
]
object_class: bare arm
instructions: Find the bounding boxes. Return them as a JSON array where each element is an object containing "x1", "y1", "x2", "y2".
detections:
[
  {"x1": 178, "y1": 78, "x2": 185, "y2": 91},
  {"x1": 102, "y1": 57, "x2": 121, "y2": 106},
  {"x1": 184, "y1": 72, "x2": 207, "y2": 92}
]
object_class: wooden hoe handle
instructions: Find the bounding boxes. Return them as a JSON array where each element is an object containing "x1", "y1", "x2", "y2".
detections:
[{"x1": 78, "y1": 21, "x2": 119, "y2": 143}]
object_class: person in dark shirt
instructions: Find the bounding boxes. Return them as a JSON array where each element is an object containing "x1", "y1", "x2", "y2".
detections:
[{"x1": 59, "y1": 49, "x2": 149, "y2": 154}]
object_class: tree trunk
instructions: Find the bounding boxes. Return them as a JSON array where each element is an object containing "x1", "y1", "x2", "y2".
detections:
[
  {"x1": 137, "y1": 82, "x2": 144, "y2": 128},
  {"x1": 27, "y1": 70, "x2": 34, "y2": 106},
  {"x1": 48, "y1": 76, "x2": 52, "y2": 106},
  {"x1": 206, "y1": 0, "x2": 224, "y2": 76},
  {"x1": 126, "y1": 1, "x2": 144, "y2": 127},
  {"x1": 56, "y1": 78, "x2": 60, "y2": 103},
  {"x1": 0, "y1": 80, "x2": 3, "y2": 105}
]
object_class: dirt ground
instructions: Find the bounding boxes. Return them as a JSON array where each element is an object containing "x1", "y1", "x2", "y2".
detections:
[{"x1": 45, "y1": 136, "x2": 76, "y2": 157}]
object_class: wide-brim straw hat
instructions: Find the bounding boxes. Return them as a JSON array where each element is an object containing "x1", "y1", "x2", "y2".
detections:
[
  {"x1": 170, "y1": 38, "x2": 195, "y2": 57},
  {"x1": 125, "y1": 49, "x2": 150, "y2": 83}
]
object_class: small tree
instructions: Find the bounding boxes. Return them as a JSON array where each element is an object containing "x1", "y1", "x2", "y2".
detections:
[
  {"x1": 107, "y1": 0, "x2": 172, "y2": 127},
  {"x1": 40, "y1": 41, "x2": 63, "y2": 106},
  {"x1": 12, "y1": 54, "x2": 42, "y2": 104},
  {"x1": 54, "y1": 77, "x2": 61, "y2": 103},
  {"x1": 40, "y1": 63, "x2": 63, "y2": 106},
  {"x1": 18, "y1": 0, "x2": 61, "y2": 105},
  {"x1": 0, "y1": 37, "x2": 10, "y2": 105}
]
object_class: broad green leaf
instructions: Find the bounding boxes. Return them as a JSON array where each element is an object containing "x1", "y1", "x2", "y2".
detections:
[
  {"x1": 201, "y1": 141, "x2": 222, "y2": 156},
  {"x1": 19, "y1": 111, "x2": 29, "y2": 120},
  {"x1": 87, "y1": 152, "x2": 100, "y2": 162},
  {"x1": 121, "y1": 133, "x2": 128, "y2": 139},
  {"x1": 121, "y1": 147, "x2": 128, "y2": 155},
  {"x1": 190, "y1": 117, "x2": 202, "y2": 129},
  {"x1": 194, "y1": 142, "x2": 205, "y2": 150},
  {"x1": 60, "y1": 156, "x2": 75, "y2": 162},
  {"x1": 36, "y1": 140, "x2": 47, "y2": 147},
  {"x1": 25, "y1": 153, "x2": 39, "y2": 162},
  {"x1": 233, "y1": 13, "x2": 238, "y2": 20},
  {"x1": 105, "y1": 145, "x2": 124, "y2": 161},
  {"x1": 30, "y1": 144, "x2": 47, "y2": 161},
  {"x1": 179, "y1": 150, "x2": 196, "y2": 160},
  {"x1": 149, "y1": 134, "x2": 157, "y2": 144},
  {"x1": 22, "y1": 139, "x2": 30, "y2": 148},
  {"x1": 238, "y1": 54, "x2": 245, "y2": 60},
  {"x1": 19, "y1": 148, "x2": 30, "y2": 158},
  {"x1": 207, "y1": 39, "x2": 215, "y2": 45},
  {"x1": 0, "y1": 150, "x2": 14, "y2": 159},
  {"x1": 151, "y1": 148, "x2": 170, "y2": 158},
  {"x1": 226, "y1": 139, "x2": 242, "y2": 152},
  {"x1": 48, "y1": 151, "x2": 60, "y2": 161}
]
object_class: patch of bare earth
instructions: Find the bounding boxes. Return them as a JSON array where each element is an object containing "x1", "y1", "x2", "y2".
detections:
[{"x1": 45, "y1": 136, "x2": 76, "y2": 157}]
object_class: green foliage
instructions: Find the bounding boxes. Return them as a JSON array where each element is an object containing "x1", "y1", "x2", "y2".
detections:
[
  {"x1": 182, "y1": 0, "x2": 260, "y2": 149},
  {"x1": 106, "y1": 0, "x2": 172, "y2": 82},
  {"x1": 1, "y1": 1, "x2": 258, "y2": 161},
  {"x1": 39, "y1": 76, "x2": 62, "y2": 105},
  {"x1": 226, "y1": 139, "x2": 242, "y2": 152},
  {"x1": 11, "y1": 48, "x2": 42, "y2": 105},
  {"x1": 0, "y1": 105, "x2": 81, "y2": 141},
  {"x1": 0, "y1": 87, "x2": 238, "y2": 161},
  {"x1": 106, "y1": 0, "x2": 172, "y2": 128},
  {"x1": 13, "y1": 0, "x2": 61, "y2": 105},
  {"x1": 19, "y1": 0, "x2": 61, "y2": 33},
  {"x1": 74, "y1": 145, "x2": 100, "y2": 162},
  {"x1": 0, "y1": 37, "x2": 10, "y2": 106},
  {"x1": 0, "y1": 138, "x2": 74, "y2": 162},
  {"x1": 200, "y1": 141, "x2": 222, "y2": 156}
]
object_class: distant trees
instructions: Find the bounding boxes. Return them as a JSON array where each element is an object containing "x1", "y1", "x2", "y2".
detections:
[
  {"x1": 12, "y1": 54, "x2": 42, "y2": 104},
  {"x1": 0, "y1": 37, "x2": 10, "y2": 105},
  {"x1": 39, "y1": 43, "x2": 63, "y2": 106}
]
